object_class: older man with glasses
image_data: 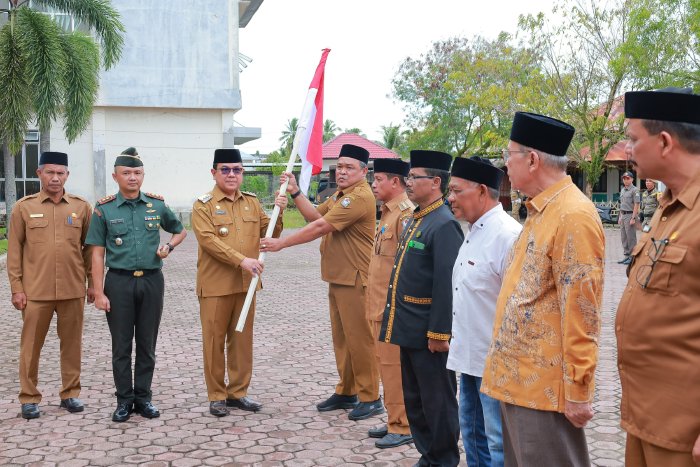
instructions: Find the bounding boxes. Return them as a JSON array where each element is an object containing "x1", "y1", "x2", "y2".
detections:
[
  {"x1": 192, "y1": 148, "x2": 287, "y2": 417},
  {"x1": 616, "y1": 88, "x2": 700, "y2": 467}
]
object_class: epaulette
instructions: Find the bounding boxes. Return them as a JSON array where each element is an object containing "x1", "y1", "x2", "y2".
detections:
[
  {"x1": 16, "y1": 193, "x2": 39, "y2": 204},
  {"x1": 241, "y1": 191, "x2": 257, "y2": 198},
  {"x1": 198, "y1": 193, "x2": 213, "y2": 204},
  {"x1": 97, "y1": 194, "x2": 116, "y2": 205},
  {"x1": 66, "y1": 193, "x2": 89, "y2": 203},
  {"x1": 145, "y1": 192, "x2": 164, "y2": 201},
  {"x1": 398, "y1": 200, "x2": 414, "y2": 211}
]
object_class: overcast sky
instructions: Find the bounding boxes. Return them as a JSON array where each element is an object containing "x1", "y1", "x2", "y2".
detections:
[{"x1": 235, "y1": 0, "x2": 555, "y2": 154}]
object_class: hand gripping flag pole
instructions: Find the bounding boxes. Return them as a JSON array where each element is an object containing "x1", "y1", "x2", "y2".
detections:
[{"x1": 236, "y1": 48, "x2": 330, "y2": 332}]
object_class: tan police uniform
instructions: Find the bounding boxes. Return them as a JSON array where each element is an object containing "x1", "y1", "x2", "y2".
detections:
[
  {"x1": 318, "y1": 179, "x2": 379, "y2": 402},
  {"x1": 7, "y1": 190, "x2": 92, "y2": 403},
  {"x1": 192, "y1": 186, "x2": 283, "y2": 401},
  {"x1": 366, "y1": 192, "x2": 413, "y2": 434},
  {"x1": 616, "y1": 169, "x2": 700, "y2": 460}
]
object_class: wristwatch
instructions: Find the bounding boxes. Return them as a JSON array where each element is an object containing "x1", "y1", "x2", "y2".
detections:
[
  {"x1": 291, "y1": 190, "x2": 302, "y2": 199},
  {"x1": 166, "y1": 242, "x2": 174, "y2": 252}
]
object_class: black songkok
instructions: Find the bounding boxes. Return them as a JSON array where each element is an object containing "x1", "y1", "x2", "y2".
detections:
[{"x1": 509, "y1": 112, "x2": 575, "y2": 156}]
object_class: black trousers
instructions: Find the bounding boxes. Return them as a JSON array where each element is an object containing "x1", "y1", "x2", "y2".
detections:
[
  {"x1": 400, "y1": 346, "x2": 460, "y2": 467},
  {"x1": 104, "y1": 270, "x2": 164, "y2": 405}
]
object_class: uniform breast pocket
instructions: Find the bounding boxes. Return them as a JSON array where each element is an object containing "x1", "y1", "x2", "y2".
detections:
[
  {"x1": 107, "y1": 222, "x2": 129, "y2": 245},
  {"x1": 241, "y1": 214, "x2": 259, "y2": 237},
  {"x1": 65, "y1": 217, "x2": 82, "y2": 239},
  {"x1": 27, "y1": 218, "x2": 50, "y2": 243},
  {"x1": 212, "y1": 216, "x2": 234, "y2": 238},
  {"x1": 377, "y1": 232, "x2": 396, "y2": 256},
  {"x1": 633, "y1": 241, "x2": 686, "y2": 295},
  {"x1": 145, "y1": 221, "x2": 160, "y2": 231}
]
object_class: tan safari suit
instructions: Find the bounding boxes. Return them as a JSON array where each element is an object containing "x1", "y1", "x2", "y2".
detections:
[
  {"x1": 7, "y1": 190, "x2": 92, "y2": 403},
  {"x1": 366, "y1": 192, "x2": 414, "y2": 434},
  {"x1": 317, "y1": 179, "x2": 379, "y2": 402},
  {"x1": 192, "y1": 186, "x2": 283, "y2": 401},
  {"x1": 616, "y1": 169, "x2": 700, "y2": 465}
]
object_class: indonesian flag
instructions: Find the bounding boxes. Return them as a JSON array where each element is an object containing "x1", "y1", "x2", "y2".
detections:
[{"x1": 295, "y1": 48, "x2": 330, "y2": 195}]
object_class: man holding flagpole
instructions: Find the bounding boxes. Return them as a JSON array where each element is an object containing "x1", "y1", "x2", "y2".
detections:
[{"x1": 260, "y1": 144, "x2": 383, "y2": 421}]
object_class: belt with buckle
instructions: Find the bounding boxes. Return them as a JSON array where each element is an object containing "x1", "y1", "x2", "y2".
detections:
[
  {"x1": 109, "y1": 268, "x2": 160, "y2": 277},
  {"x1": 620, "y1": 210, "x2": 633, "y2": 214}
]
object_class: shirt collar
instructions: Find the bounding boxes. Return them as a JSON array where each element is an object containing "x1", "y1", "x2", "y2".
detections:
[
  {"x1": 382, "y1": 191, "x2": 410, "y2": 214},
  {"x1": 661, "y1": 167, "x2": 700, "y2": 210},
  {"x1": 470, "y1": 203, "x2": 504, "y2": 231},
  {"x1": 116, "y1": 191, "x2": 147, "y2": 206},
  {"x1": 38, "y1": 189, "x2": 69, "y2": 204},
  {"x1": 337, "y1": 178, "x2": 367, "y2": 197},
  {"x1": 527, "y1": 176, "x2": 574, "y2": 213},
  {"x1": 212, "y1": 185, "x2": 241, "y2": 202},
  {"x1": 414, "y1": 197, "x2": 444, "y2": 219}
]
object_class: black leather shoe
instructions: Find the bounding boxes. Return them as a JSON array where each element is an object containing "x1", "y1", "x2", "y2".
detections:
[
  {"x1": 111, "y1": 402, "x2": 132, "y2": 422},
  {"x1": 348, "y1": 399, "x2": 384, "y2": 420},
  {"x1": 375, "y1": 433, "x2": 413, "y2": 449},
  {"x1": 209, "y1": 400, "x2": 229, "y2": 417},
  {"x1": 316, "y1": 394, "x2": 359, "y2": 412},
  {"x1": 226, "y1": 396, "x2": 262, "y2": 412},
  {"x1": 59, "y1": 398, "x2": 84, "y2": 413},
  {"x1": 134, "y1": 401, "x2": 160, "y2": 418},
  {"x1": 368, "y1": 425, "x2": 388, "y2": 438},
  {"x1": 617, "y1": 256, "x2": 631, "y2": 264},
  {"x1": 21, "y1": 403, "x2": 40, "y2": 419}
]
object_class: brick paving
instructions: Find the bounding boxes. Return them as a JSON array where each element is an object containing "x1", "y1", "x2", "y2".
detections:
[{"x1": 0, "y1": 227, "x2": 628, "y2": 466}]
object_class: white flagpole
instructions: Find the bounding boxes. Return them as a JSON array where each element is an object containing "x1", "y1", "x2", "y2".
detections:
[{"x1": 235, "y1": 92, "x2": 317, "y2": 332}]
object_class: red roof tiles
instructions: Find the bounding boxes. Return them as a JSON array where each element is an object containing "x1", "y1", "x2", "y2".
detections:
[{"x1": 323, "y1": 133, "x2": 401, "y2": 160}]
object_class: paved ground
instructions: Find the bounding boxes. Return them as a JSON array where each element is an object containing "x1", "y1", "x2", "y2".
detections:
[{"x1": 0, "y1": 226, "x2": 628, "y2": 466}]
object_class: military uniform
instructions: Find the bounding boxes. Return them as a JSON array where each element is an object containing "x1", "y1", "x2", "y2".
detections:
[
  {"x1": 318, "y1": 178, "x2": 379, "y2": 402},
  {"x1": 192, "y1": 186, "x2": 283, "y2": 401},
  {"x1": 7, "y1": 190, "x2": 92, "y2": 404},
  {"x1": 366, "y1": 192, "x2": 414, "y2": 436},
  {"x1": 619, "y1": 183, "x2": 640, "y2": 256},
  {"x1": 640, "y1": 188, "x2": 659, "y2": 230},
  {"x1": 379, "y1": 198, "x2": 464, "y2": 466},
  {"x1": 85, "y1": 191, "x2": 183, "y2": 406}
]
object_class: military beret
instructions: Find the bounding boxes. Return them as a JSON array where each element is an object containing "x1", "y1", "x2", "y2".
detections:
[
  {"x1": 509, "y1": 112, "x2": 575, "y2": 156},
  {"x1": 39, "y1": 151, "x2": 68, "y2": 166},
  {"x1": 625, "y1": 88, "x2": 700, "y2": 124},
  {"x1": 338, "y1": 144, "x2": 370, "y2": 164},
  {"x1": 374, "y1": 158, "x2": 410, "y2": 177},
  {"x1": 410, "y1": 150, "x2": 453, "y2": 171},
  {"x1": 213, "y1": 148, "x2": 242, "y2": 165},
  {"x1": 451, "y1": 156, "x2": 504, "y2": 190},
  {"x1": 114, "y1": 149, "x2": 143, "y2": 167},
  {"x1": 121, "y1": 147, "x2": 139, "y2": 156}
]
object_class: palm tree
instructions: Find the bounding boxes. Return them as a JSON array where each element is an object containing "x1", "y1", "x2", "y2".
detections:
[
  {"x1": 279, "y1": 117, "x2": 298, "y2": 152},
  {"x1": 381, "y1": 123, "x2": 402, "y2": 150},
  {"x1": 0, "y1": 0, "x2": 124, "y2": 217},
  {"x1": 323, "y1": 119, "x2": 338, "y2": 143},
  {"x1": 344, "y1": 127, "x2": 366, "y2": 137}
]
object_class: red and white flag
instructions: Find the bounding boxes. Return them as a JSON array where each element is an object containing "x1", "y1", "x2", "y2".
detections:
[{"x1": 295, "y1": 48, "x2": 330, "y2": 195}]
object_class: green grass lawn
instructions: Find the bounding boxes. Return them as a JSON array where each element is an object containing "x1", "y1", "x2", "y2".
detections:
[
  {"x1": 0, "y1": 227, "x2": 7, "y2": 255},
  {"x1": 282, "y1": 209, "x2": 307, "y2": 228}
]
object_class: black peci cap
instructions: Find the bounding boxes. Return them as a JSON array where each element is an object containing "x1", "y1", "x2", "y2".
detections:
[
  {"x1": 39, "y1": 151, "x2": 68, "y2": 166},
  {"x1": 509, "y1": 112, "x2": 575, "y2": 156},
  {"x1": 338, "y1": 144, "x2": 370, "y2": 164},
  {"x1": 213, "y1": 148, "x2": 242, "y2": 166},
  {"x1": 374, "y1": 158, "x2": 410, "y2": 177},
  {"x1": 451, "y1": 156, "x2": 504, "y2": 190},
  {"x1": 409, "y1": 150, "x2": 453, "y2": 171},
  {"x1": 625, "y1": 88, "x2": 700, "y2": 124}
]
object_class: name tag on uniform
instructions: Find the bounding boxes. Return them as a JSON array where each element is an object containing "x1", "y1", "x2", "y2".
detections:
[
  {"x1": 110, "y1": 218, "x2": 125, "y2": 224},
  {"x1": 29, "y1": 213, "x2": 44, "y2": 218}
]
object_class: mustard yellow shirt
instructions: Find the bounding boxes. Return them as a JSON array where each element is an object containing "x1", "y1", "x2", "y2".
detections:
[{"x1": 481, "y1": 176, "x2": 605, "y2": 411}]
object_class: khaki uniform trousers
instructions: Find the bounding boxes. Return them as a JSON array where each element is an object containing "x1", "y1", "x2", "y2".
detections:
[
  {"x1": 19, "y1": 298, "x2": 84, "y2": 403},
  {"x1": 620, "y1": 213, "x2": 638, "y2": 256},
  {"x1": 328, "y1": 275, "x2": 379, "y2": 402},
  {"x1": 626, "y1": 433, "x2": 697, "y2": 467},
  {"x1": 371, "y1": 321, "x2": 410, "y2": 434},
  {"x1": 199, "y1": 293, "x2": 255, "y2": 401}
]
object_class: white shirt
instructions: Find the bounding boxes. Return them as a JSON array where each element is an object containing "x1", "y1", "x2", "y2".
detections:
[{"x1": 446, "y1": 204, "x2": 522, "y2": 376}]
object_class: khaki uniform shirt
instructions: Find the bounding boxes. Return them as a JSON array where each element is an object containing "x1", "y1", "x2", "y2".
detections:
[
  {"x1": 620, "y1": 184, "x2": 640, "y2": 212},
  {"x1": 482, "y1": 176, "x2": 605, "y2": 411},
  {"x1": 317, "y1": 179, "x2": 375, "y2": 286},
  {"x1": 192, "y1": 186, "x2": 283, "y2": 297},
  {"x1": 616, "y1": 169, "x2": 700, "y2": 452},
  {"x1": 7, "y1": 190, "x2": 92, "y2": 300},
  {"x1": 366, "y1": 192, "x2": 414, "y2": 321}
]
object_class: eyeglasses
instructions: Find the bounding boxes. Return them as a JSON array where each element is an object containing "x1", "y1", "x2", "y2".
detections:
[
  {"x1": 501, "y1": 149, "x2": 529, "y2": 162},
  {"x1": 404, "y1": 175, "x2": 435, "y2": 183},
  {"x1": 218, "y1": 167, "x2": 244, "y2": 175},
  {"x1": 635, "y1": 237, "x2": 669, "y2": 289}
]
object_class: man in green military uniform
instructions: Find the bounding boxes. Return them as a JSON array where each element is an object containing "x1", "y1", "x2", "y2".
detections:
[
  {"x1": 639, "y1": 178, "x2": 660, "y2": 232},
  {"x1": 86, "y1": 147, "x2": 187, "y2": 422}
]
